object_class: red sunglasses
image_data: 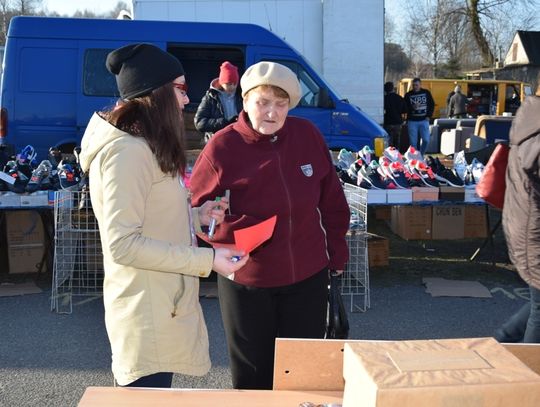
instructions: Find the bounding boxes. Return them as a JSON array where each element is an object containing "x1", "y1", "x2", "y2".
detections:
[{"x1": 172, "y1": 83, "x2": 188, "y2": 94}]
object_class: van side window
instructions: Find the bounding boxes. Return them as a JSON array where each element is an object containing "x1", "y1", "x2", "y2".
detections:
[
  {"x1": 83, "y1": 49, "x2": 119, "y2": 97},
  {"x1": 270, "y1": 60, "x2": 320, "y2": 107}
]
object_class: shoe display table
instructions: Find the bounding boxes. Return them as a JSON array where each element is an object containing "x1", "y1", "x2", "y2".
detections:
[{"x1": 78, "y1": 387, "x2": 343, "y2": 407}]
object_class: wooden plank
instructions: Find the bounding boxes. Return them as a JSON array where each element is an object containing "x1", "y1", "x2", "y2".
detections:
[
  {"x1": 273, "y1": 338, "x2": 540, "y2": 391},
  {"x1": 77, "y1": 387, "x2": 343, "y2": 407}
]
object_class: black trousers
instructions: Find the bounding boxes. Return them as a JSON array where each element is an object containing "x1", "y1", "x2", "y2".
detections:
[{"x1": 217, "y1": 269, "x2": 329, "y2": 390}]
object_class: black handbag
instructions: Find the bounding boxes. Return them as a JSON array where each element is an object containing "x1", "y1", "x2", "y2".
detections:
[{"x1": 325, "y1": 271, "x2": 350, "y2": 339}]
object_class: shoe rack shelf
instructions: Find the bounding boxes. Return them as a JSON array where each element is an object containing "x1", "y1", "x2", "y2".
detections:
[
  {"x1": 51, "y1": 190, "x2": 103, "y2": 314},
  {"x1": 342, "y1": 184, "x2": 370, "y2": 312}
]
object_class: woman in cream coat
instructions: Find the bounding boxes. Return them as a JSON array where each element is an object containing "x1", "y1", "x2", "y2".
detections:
[{"x1": 80, "y1": 43, "x2": 247, "y2": 388}]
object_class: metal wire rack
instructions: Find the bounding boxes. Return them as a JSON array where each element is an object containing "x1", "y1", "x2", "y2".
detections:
[
  {"x1": 50, "y1": 190, "x2": 103, "y2": 314},
  {"x1": 341, "y1": 183, "x2": 370, "y2": 312}
]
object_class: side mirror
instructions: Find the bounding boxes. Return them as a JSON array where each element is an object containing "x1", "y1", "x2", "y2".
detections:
[{"x1": 318, "y1": 87, "x2": 335, "y2": 109}]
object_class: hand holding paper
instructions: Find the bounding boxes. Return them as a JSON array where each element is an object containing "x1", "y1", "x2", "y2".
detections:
[{"x1": 200, "y1": 215, "x2": 277, "y2": 254}]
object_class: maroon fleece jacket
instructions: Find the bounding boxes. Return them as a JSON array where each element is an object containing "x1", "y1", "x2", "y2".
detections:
[{"x1": 190, "y1": 110, "x2": 350, "y2": 288}]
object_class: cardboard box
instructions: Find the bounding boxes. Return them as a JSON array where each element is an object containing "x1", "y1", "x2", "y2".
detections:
[
  {"x1": 8, "y1": 245, "x2": 45, "y2": 274},
  {"x1": 439, "y1": 186, "x2": 465, "y2": 201},
  {"x1": 432, "y1": 205, "x2": 464, "y2": 239},
  {"x1": 0, "y1": 192, "x2": 21, "y2": 208},
  {"x1": 6, "y1": 210, "x2": 45, "y2": 273},
  {"x1": 366, "y1": 189, "x2": 387, "y2": 204},
  {"x1": 20, "y1": 191, "x2": 50, "y2": 207},
  {"x1": 391, "y1": 206, "x2": 432, "y2": 240},
  {"x1": 342, "y1": 338, "x2": 540, "y2": 407},
  {"x1": 464, "y1": 185, "x2": 484, "y2": 203},
  {"x1": 374, "y1": 206, "x2": 391, "y2": 221},
  {"x1": 367, "y1": 233, "x2": 389, "y2": 267},
  {"x1": 464, "y1": 204, "x2": 488, "y2": 238},
  {"x1": 411, "y1": 186, "x2": 438, "y2": 202},
  {"x1": 386, "y1": 189, "x2": 412, "y2": 204}
]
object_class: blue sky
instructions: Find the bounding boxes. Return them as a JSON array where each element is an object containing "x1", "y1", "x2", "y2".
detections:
[{"x1": 44, "y1": 0, "x2": 130, "y2": 15}]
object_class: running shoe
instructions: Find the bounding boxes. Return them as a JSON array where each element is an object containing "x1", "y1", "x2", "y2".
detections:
[
  {"x1": 358, "y1": 160, "x2": 386, "y2": 189},
  {"x1": 26, "y1": 160, "x2": 53, "y2": 192},
  {"x1": 16, "y1": 145, "x2": 38, "y2": 167},
  {"x1": 335, "y1": 165, "x2": 355, "y2": 185},
  {"x1": 425, "y1": 156, "x2": 464, "y2": 187},
  {"x1": 3, "y1": 160, "x2": 29, "y2": 193},
  {"x1": 379, "y1": 159, "x2": 409, "y2": 189},
  {"x1": 404, "y1": 146, "x2": 424, "y2": 163},
  {"x1": 337, "y1": 148, "x2": 356, "y2": 170},
  {"x1": 407, "y1": 159, "x2": 439, "y2": 188},
  {"x1": 346, "y1": 159, "x2": 364, "y2": 184},
  {"x1": 357, "y1": 145, "x2": 375, "y2": 166},
  {"x1": 383, "y1": 146, "x2": 405, "y2": 164},
  {"x1": 57, "y1": 161, "x2": 81, "y2": 190},
  {"x1": 470, "y1": 158, "x2": 485, "y2": 183}
]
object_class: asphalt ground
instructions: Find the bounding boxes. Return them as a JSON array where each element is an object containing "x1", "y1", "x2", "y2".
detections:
[{"x1": 0, "y1": 209, "x2": 528, "y2": 406}]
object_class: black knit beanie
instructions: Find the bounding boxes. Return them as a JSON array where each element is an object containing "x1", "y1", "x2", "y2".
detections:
[{"x1": 106, "y1": 43, "x2": 185, "y2": 100}]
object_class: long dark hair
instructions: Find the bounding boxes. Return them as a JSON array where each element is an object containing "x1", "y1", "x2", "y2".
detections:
[{"x1": 106, "y1": 83, "x2": 186, "y2": 177}]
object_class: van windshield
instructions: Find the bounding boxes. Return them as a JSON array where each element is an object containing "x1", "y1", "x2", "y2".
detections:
[{"x1": 267, "y1": 59, "x2": 343, "y2": 106}]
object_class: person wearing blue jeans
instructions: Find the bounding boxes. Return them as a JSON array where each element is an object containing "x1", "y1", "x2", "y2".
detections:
[
  {"x1": 406, "y1": 118, "x2": 430, "y2": 155},
  {"x1": 495, "y1": 287, "x2": 540, "y2": 342},
  {"x1": 495, "y1": 74, "x2": 540, "y2": 344},
  {"x1": 404, "y1": 77, "x2": 434, "y2": 155}
]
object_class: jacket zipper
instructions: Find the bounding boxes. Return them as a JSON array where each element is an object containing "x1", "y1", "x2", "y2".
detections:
[{"x1": 272, "y1": 142, "x2": 296, "y2": 280}]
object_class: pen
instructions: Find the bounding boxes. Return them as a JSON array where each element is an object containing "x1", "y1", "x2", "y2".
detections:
[{"x1": 207, "y1": 197, "x2": 221, "y2": 239}]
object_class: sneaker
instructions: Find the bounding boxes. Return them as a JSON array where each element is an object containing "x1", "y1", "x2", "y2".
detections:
[
  {"x1": 407, "y1": 159, "x2": 439, "y2": 188},
  {"x1": 425, "y1": 156, "x2": 464, "y2": 187},
  {"x1": 335, "y1": 165, "x2": 356, "y2": 185},
  {"x1": 3, "y1": 160, "x2": 29, "y2": 193},
  {"x1": 383, "y1": 146, "x2": 405, "y2": 164},
  {"x1": 337, "y1": 149, "x2": 356, "y2": 170},
  {"x1": 357, "y1": 145, "x2": 375, "y2": 166},
  {"x1": 57, "y1": 161, "x2": 81, "y2": 190},
  {"x1": 379, "y1": 160, "x2": 410, "y2": 189},
  {"x1": 470, "y1": 158, "x2": 485, "y2": 183},
  {"x1": 48, "y1": 147, "x2": 62, "y2": 168},
  {"x1": 404, "y1": 146, "x2": 424, "y2": 163},
  {"x1": 26, "y1": 160, "x2": 53, "y2": 192},
  {"x1": 16, "y1": 145, "x2": 38, "y2": 167},
  {"x1": 358, "y1": 160, "x2": 386, "y2": 189},
  {"x1": 346, "y1": 159, "x2": 364, "y2": 184}
]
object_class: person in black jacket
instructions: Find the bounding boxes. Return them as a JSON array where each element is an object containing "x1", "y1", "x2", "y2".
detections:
[
  {"x1": 404, "y1": 77, "x2": 435, "y2": 155},
  {"x1": 194, "y1": 61, "x2": 243, "y2": 144},
  {"x1": 383, "y1": 81, "x2": 406, "y2": 149},
  {"x1": 495, "y1": 75, "x2": 540, "y2": 343}
]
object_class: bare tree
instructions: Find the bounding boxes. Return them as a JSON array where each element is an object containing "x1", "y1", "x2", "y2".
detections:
[
  {"x1": 452, "y1": 0, "x2": 538, "y2": 66},
  {"x1": 11, "y1": 0, "x2": 42, "y2": 15},
  {"x1": 403, "y1": 0, "x2": 457, "y2": 77}
]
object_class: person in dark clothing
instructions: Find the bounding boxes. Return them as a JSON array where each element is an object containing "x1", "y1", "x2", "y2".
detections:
[
  {"x1": 448, "y1": 85, "x2": 468, "y2": 118},
  {"x1": 445, "y1": 81, "x2": 458, "y2": 117},
  {"x1": 194, "y1": 61, "x2": 243, "y2": 144},
  {"x1": 494, "y1": 75, "x2": 540, "y2": 343},
  {"x1": 190, "y1": 61, "x2": 350, "y2": 390},
  {"x1": 404, "y1": 77, "x2": 434, "y2": 155},
  {"x1": 383, "y1": 81, "x2": 406, "y2": 148}
]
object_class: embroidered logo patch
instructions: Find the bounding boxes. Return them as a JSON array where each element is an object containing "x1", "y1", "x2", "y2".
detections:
[{"x1": 301, "y1": 164, "x2": 313, "y2": 177}]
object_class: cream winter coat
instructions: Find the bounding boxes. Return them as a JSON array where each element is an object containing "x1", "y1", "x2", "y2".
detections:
[{"x1": 80, "y1": 113, "x2": 214, "y2": 385}]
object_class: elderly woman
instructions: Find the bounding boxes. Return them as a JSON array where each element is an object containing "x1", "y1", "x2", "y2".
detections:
[{"x1": 190, "y1": 61, "x2": 350, "y2": 389}]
